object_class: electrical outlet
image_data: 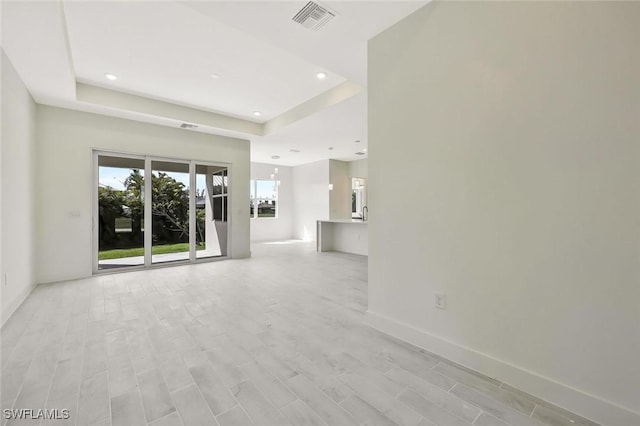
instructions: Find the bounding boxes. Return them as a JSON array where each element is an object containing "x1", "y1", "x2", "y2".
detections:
[{"x1": 434, "y1": 293, "x2": 446, "y2": 310}]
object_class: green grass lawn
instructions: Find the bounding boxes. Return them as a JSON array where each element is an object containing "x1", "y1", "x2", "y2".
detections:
[{"x1": 99, "y1": 242, "x2": 204, "y2": 260}]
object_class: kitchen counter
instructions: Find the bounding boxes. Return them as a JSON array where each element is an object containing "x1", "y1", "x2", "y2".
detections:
[{"x1": 317, "y1": 220, "x2": 368, "y2": 255}]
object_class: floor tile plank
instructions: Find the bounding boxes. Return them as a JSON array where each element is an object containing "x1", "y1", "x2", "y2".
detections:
[
  {"x1": 450, "y1": 384, "x2": 544, "y2": 426},
  {"x1": 138, "y1": 368, "x2": 176, "y2": 423},
  {"x1": 189, "y1": 364, "x2": 237, "y2": 415},
  {"x1": 230, "y1": 380, "x2": 290, "y2": 426},
  {"x1": 340, "y1": 372, "x2": 422, "y2": 426},
  {"x1": 111, "y1": 390, "x2": 146, "y2": 426},
  {"x1": 76, "y1": 371, "x2": 110, "y2": 426},
  {"x1": 397, "y1": 389, "x2": 470, "y2": 426},
  {"x1": 285, "y1": 374, "x2": 356, "y2": 425},
  {"x1": 216, "y1": 405, "x2": 254, "y2": 426},
  {"x1": 172, "y1": 383, "x2": 218, "y2": 426},
  {"x1": 340, "y1": 394, "x2": 397, "y2": 426},
  {"x1": 280, "y1": 399, "x2": 328, "y2": 426},
  {"x1": 386, "y1": 367, "x2": 480, "y2": 422}
]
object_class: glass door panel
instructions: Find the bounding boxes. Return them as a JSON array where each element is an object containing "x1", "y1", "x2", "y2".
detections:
[
  {"x1": 97, "y1": 155, "x2": 145, "y2": 270},
  {"x1": 151, "y1": 161, "x2": 190, "y2": 264},
  {"x1": 195, "y1": 165, "x2": 228, "y2": 259}
]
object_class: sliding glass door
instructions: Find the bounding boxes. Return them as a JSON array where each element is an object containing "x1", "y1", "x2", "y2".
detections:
[
  {"x1": 151, "y1": 160, "x2": 191, "y2": 265},
  {"x1": 94, "y1": 152, "x2": 229, "y2": 272},
  {"x1": 97, "y1": 155, "x2": 146, "y2": 270}
]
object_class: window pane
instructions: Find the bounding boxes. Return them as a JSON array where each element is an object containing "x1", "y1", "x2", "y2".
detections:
[
  {"x1": 256, "y1": 179, "x2": 277, "y2": 218},
  {"x1": 97, "y1": 157, "x2": 145, "y2": 270},
  {"x1": 257, "y1": 199, "x2": 276, "y2": 218},
  {"x1": 256, "y1": 179, "x2": 276, "y2": 200},
  {"x1": 250, "y1": 179, "x2": 255, "y2": 217},
  {"x1": 212, "y1": 196, "x2": 228, "y2": 221},
  {"x1": 212, "y1": 172, "x2": 224, "y2": 195}
]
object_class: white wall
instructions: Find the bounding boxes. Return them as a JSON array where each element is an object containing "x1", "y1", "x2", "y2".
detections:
[
  {"x1": 35, "y1": 106, "x2": 250, "y2": 284},
  {"x1": 0, "y1": 50, "x2": 3, "y2": 326},
  {"x1": 367, "y1": 2, "x2": 640, "y2": 425},
  {"x1": 250, "y1": 162, "x2": 293, "y2": 242},
  {"x1": 347, "y1": 158, "x2": 368, "y2": 179},
  {"x1": 292, "y1": 160, "x2": 329, "y2": 241},
  {"x1": 1, "y1": 50, "x2": 36, "y2": 325},
  {"x1": 292, "y1": 159, "x2": 365, "y2": 241},
  {"x1": 329, "y1": 159, "x2": 351, "y2": 220}
]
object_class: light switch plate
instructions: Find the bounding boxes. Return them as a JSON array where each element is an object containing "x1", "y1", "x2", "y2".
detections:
[{"x1": 435, "y1": 293, "x2": 446, "y2": 310}]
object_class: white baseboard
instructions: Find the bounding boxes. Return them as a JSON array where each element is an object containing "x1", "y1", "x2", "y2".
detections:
[
  {"x1": 1, "y1": 284, "x2": 36, "y2": 329},
  {"x1": 365, "y1": 310, "x2": 640, "y2": 426}
]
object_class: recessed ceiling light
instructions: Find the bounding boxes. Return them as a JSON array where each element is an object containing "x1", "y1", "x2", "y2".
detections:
[
  {"x1": 354, "y1": 140, "x2": 361, "y2": 143},
  {"x1": 271, "y1": 155, "x2": 280, "y2": 160},
  {"x1": 105, "y1": 73, "x2": 118, "y2": 81},
  {"x1": 210, "y1": 73, "x2": 221, "y2": 79},
  {"x1": 328, "y1": 147, "x2": 334, "y2": 151},
  {"x1": 253, "y1": 111, "x2": 262, "y2": 117},
  {"x1": 355, "y1": 151, "x2": 365, "y2": 156},
  {"x1": 290, "y1": 149, "x2": 301, "y2": 153},
  {"x1": 363, "y1": 148, "x2": 368, "y2": 152},
  {"x1": 316, "y1": 72, "x2": 328, "y2": 80}
]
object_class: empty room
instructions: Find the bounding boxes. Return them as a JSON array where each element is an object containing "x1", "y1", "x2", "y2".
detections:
[{"x1": 1, "y1": 1, "x2": 638, "y2": 426}]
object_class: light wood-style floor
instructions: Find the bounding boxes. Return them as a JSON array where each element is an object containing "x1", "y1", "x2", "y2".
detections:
[{"x1": 1, "y1": 242, "x2": 599, "y2": 426}]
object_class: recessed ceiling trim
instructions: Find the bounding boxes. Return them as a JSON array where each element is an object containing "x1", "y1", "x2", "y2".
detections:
[
  {"x1": 264, "y1": 80, "x2": 363, "y2": 135},
  {"x1": 76, "y1": 82, "x2": 264, "y2": 136},
  {"x1": 74, "y1": 80, "x2": 364, "y2": 141}
]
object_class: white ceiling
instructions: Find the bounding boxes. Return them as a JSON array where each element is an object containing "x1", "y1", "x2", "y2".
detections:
[
  {"x1": 1, "y1": 0, "x2": 428, "y2": 166},
  {"x1": 182, "y1": 1, "x2": 428, "y2": 86},
  {"x1": 64, "y1": 1, "x2": 346, "y2": 122},
  {"x1": 253, "y1": 91, "x2": 368, "y2": 166}
]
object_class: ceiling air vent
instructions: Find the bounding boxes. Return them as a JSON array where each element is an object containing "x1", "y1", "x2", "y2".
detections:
[
  {"x1": 292, "y1": 1, "x2": 336, "y2": 31},
  {"x1": 180, "y1": 123, "x2": 198, "y2": 130}
]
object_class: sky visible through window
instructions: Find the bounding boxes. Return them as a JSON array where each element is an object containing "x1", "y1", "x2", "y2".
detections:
[
  {"x1": 99, "y1": 167, "x2": 206, "y2": 192},
  {"x1": 256, "y1": 180, "x2": 276, "y2": 200},
  {"x1": 100, "y1": 167, "x2": 272, "y2": 198}
]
